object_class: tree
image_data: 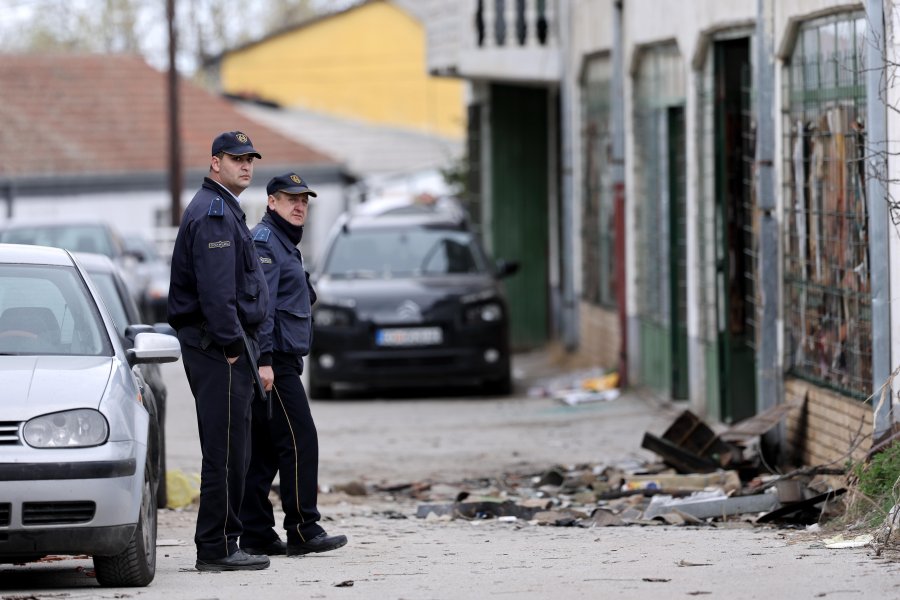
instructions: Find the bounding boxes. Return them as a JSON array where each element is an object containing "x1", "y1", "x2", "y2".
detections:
[{"x1": 0, "y1": 0, "x2": 351, "y2": 74}]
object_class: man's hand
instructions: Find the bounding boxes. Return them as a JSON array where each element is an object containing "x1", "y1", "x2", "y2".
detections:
[{"x1": 259, "y1": 365, "x2": 274, "y2": 391}]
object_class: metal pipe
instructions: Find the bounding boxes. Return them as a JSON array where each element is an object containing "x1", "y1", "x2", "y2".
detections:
[
  {"x1": 558, "y1": 0, "x2": 578, "y2": 350},
  {"x1": 756, "y1": 0, "x2": 782, "y2": 458},
  {"x1": 866, "y1": 0, "x2": 891, "y2": 439},
  {"x1": 612, "y1": 0, "x2": 627, "y2": 385}
]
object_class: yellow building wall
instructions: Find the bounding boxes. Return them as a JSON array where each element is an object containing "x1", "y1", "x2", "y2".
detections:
[{"x1": 220, "y1": 1, "x2": 464, "y2": 139}]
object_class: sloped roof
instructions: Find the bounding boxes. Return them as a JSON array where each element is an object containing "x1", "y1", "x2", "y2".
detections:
[
  {"x1": 0, "y1": 53, "x2": 336, "y2": 178},
  {"x1": 238, "y1": 102, "x2": 462, "y2": 179}
]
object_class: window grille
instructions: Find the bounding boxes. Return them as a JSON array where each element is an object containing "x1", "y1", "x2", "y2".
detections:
[
  {"x1": 634, "y1": 43, "x2": 685, "y2": 325},
  {"x1": 782, "y1": 13, "x2": 870, "y2": 398},
  {"x1": 581, "y1": 57, "x2": 615, "y2": 308}
]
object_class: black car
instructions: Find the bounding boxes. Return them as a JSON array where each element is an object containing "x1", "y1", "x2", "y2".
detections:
[
  {"x1": 75, "y1": 252, "x2": 174, "y2": 508},
  {"x1": 308, "y1": 199, "x2": 518, "y2": 398}
]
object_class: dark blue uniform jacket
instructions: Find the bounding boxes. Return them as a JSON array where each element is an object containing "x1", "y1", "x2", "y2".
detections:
[
  {"x1": 251, "y1": 213, "x2": 316, "y2": 365},
  {"x1": 168, "y1": 177, "x2": 269, "y2": 357}
]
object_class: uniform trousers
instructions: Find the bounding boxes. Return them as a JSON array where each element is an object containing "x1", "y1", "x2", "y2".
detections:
[
  {"x1": 178, "y1": 328, "x2": 254, "y2": 560},
  {"x1": 240, "y1": 354, "x2": 323, "y2": 546}
]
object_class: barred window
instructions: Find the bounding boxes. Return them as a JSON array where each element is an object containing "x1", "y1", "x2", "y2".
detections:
[
  {"x1": 634, "y1": 43, "x2": 685, "y2": 325},
  {"x1": 782, "y1": 13, "x2": 870, "y2": 398},
  {"x1": 581, "y1": 56, "x2": 616, "y2": 308}
]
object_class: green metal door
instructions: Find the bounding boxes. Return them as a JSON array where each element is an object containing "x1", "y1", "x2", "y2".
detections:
[
  {"x1": 714, "y1": 39, "x2": 756, "y2": 422},
  {"x1": 490, "y1": 83, "x2": 549, "y2": 350}
]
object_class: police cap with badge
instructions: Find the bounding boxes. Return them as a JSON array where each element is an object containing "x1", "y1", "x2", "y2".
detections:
[
  {"x1": 267, "y1": 173, "x2": 317, "y2": 197},
  {"x1": 212, "y1": 130, "x2": 262, "y2": 159}
]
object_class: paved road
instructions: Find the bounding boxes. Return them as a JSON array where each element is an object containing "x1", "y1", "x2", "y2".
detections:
[{"x1": 3, "y1": 354, "x2": 900, "y2": 599}]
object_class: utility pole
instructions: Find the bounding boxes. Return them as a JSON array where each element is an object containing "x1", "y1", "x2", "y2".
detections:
[{"x1": 167, "y1": 0, "x2": 183, "y2": 226}]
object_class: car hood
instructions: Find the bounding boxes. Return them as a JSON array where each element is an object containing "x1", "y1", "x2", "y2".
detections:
[
  {"x1": 316, "y1": 275, "x2": 500, "y2": 323},
  {"x1": 0, "y1": 356, "x2": 113, "y2": 420}
]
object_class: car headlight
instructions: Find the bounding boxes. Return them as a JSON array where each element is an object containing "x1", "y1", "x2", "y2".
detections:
[
  {"x1": 315, "y1": 307, "x2": 353, "y2": 327},
  {"x1": 23, "y1": 409, "x2": 109, "y2": 448},
  {"x1": 465, "y1": 302, "x2": 503, "y2": 323}
]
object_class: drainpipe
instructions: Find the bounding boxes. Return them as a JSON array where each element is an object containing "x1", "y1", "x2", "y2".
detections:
[
  {"x1": 866, "y1": 0, "x2": 891, "y2": 440},
  {"x1": 755, "y1": 0, "x2": 782, "y2": 459},
  {"x1": 611, "y1": 0, "x2": 627, "y2": 385},
  {"x1": 559, "y1": 0, "x2": 578, "y2": 351}
]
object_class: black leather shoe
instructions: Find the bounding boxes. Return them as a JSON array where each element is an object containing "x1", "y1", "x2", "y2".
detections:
[
  {"x1": 195, "y1": 549, "x2": 270, "y2": 571},
  {"x1": 240, "y1": 538, "x2": 287, "y2": 556},
  {"x1": 287, "y1": 532, "x2": 348, "y2": 556}
]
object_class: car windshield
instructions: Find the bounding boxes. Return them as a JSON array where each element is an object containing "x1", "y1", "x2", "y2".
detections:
[
  {"x1": 0, "y1": 264, "x2": 112, "y2": 356},
  {"x1": 323, "y1": 228, "x2": 487, "y2": 278},
  {"x1": 0, "y1": 225, "x2": 115, "y2": 258}
]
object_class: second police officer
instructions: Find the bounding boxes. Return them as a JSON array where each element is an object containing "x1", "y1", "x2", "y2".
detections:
[{"x1": 239, "y1": 172, "x2": 348, "y2": 557}]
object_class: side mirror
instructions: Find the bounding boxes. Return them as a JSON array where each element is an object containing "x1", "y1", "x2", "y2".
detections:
[
  {"x1": 495, "y1": 259, "x2": 520, "y2": 279},
  {"x1": 126, "y1": 332, "x2": 182, "y2": 366}
]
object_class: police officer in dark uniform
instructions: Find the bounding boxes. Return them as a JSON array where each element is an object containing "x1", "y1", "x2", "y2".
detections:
[
  {"x1": 167, "y1": 131, "x2": 271, "y2": 572},
  {"x1": 239, "y1": 173, "x2": 347, "y2": 557}
]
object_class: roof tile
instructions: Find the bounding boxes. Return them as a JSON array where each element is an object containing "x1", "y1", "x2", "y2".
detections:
[{"x1": 0, "y1": 53, "x2": 336, "y2": 177}]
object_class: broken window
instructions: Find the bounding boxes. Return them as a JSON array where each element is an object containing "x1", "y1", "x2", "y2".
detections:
[
  {"x1": 581, "y1": 55, "x2": 616, "y2": 309},
  {"x1": 782, "y1": 13, "x2": 870, "y2": 398}
]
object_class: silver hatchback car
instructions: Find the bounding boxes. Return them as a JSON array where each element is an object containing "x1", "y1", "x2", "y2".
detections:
[{"x1": 0, "y1": 243, "x2": 181, "y2": 586}]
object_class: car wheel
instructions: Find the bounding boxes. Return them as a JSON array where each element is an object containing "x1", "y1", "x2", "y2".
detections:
[
  {"x1": 484, "y1": 371, "x2": 512, "y2": 396},
  {"x1": 308, "y1": 382, "x2": 333, "y2": 400},
  {"x1": 308, "y1": 366, "x2": 333, "y2": 400},
  {"x1": 93, "y1": 454, "x2": 157, "y2": 586}
]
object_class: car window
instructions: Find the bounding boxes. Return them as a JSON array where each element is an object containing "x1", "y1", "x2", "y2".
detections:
[
  {"x1": 89, "y1": 271, "x2": 131, "y2": 336},
  {"x1": 324, "y1": 228, "x2": 486, "y2": 278},
  {"x1": 0, "y1": 225, "x2": 115, "y2": 258},
  {"x1": 0, "y1": 264, "x2": 112, "y2": 356}
]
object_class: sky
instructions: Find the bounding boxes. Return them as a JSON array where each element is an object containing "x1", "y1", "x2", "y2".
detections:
[{"x1": 0, "y1": 0, "x2": 357, "y2": 74}]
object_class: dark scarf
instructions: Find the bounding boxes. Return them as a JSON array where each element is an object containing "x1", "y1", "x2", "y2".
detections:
[{"x1": 267, "y1": 207, "x2": 304, "y2": 246}]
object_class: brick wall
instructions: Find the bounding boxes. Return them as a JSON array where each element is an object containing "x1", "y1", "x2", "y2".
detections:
[
  {"x1": 784, "y1": 378, "x2": 873, "y2": 467},
  {"x1": 576, "y1": 301, "x2": 620, "y2": 370}
]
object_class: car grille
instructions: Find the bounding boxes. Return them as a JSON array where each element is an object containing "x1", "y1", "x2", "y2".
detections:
[
  {"x1": 363, "y1": 355, "x2": 459, "y2": 369},
  {"x1": 0, "y1": 503, "x2": 10, "y2": 526},
  {"x1": 0, "y1": 422, "x2": 20, "y2": 445},
  {"x1": 22, "y1": 502, "x2": 95, "y2": 525}
]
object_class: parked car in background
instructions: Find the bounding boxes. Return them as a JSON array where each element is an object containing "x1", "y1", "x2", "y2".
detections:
[
  {"x1": 0, "y1": 243, "x2": 181, "y2": 586},
  {"x1": 75, "y1": 252, "x2": 174, "y2": 509},
  {"x1": 121, "y1": 234, "x2": 170, "y2": 323},
  {"x1": 308, "y1": 198, "x2": 519, "y2": 399},
  {"x1": 0, "y1": 218, "x2": 147, "y2": 307}
]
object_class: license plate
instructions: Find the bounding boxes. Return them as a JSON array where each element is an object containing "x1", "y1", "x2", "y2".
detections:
[{"x1": 376, "y1": 327, "x2": 443, "y2": 347}]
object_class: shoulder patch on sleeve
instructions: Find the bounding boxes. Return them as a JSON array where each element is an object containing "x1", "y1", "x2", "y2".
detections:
[
  {"x1": 259, "y1": 256, "x2": 273, "y2": 264},
  {"x1": 208, "y1": 196, "x2": 225, "y2": 217},
  {"x1": 253, "y1": 227, "x2": 271, "y2": 242}
]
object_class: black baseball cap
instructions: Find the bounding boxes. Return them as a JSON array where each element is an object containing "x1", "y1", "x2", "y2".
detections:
[
  {"x1": 267, "y1": 172, "x2": 318, "y2": 197},
  {"x1": 211, "y1": 131, "x2": 262, "y2": 158}
]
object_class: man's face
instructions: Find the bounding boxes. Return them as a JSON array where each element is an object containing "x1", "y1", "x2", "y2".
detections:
[
  {"x1": 268, "y1": 191, "x2": 310, "y2": 226},
  {"x1": 211, "y1": 153, "x2": 254, "y2": 196}
]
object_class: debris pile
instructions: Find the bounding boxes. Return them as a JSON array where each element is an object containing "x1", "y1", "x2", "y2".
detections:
[{"x1": 366, "y1": 407, "x2": 849, "y2": 529}]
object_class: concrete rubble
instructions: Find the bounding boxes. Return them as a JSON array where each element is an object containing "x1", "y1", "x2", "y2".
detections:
[{"x1": 328, "y1": 372, "x2": 852, "y2": 531}]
